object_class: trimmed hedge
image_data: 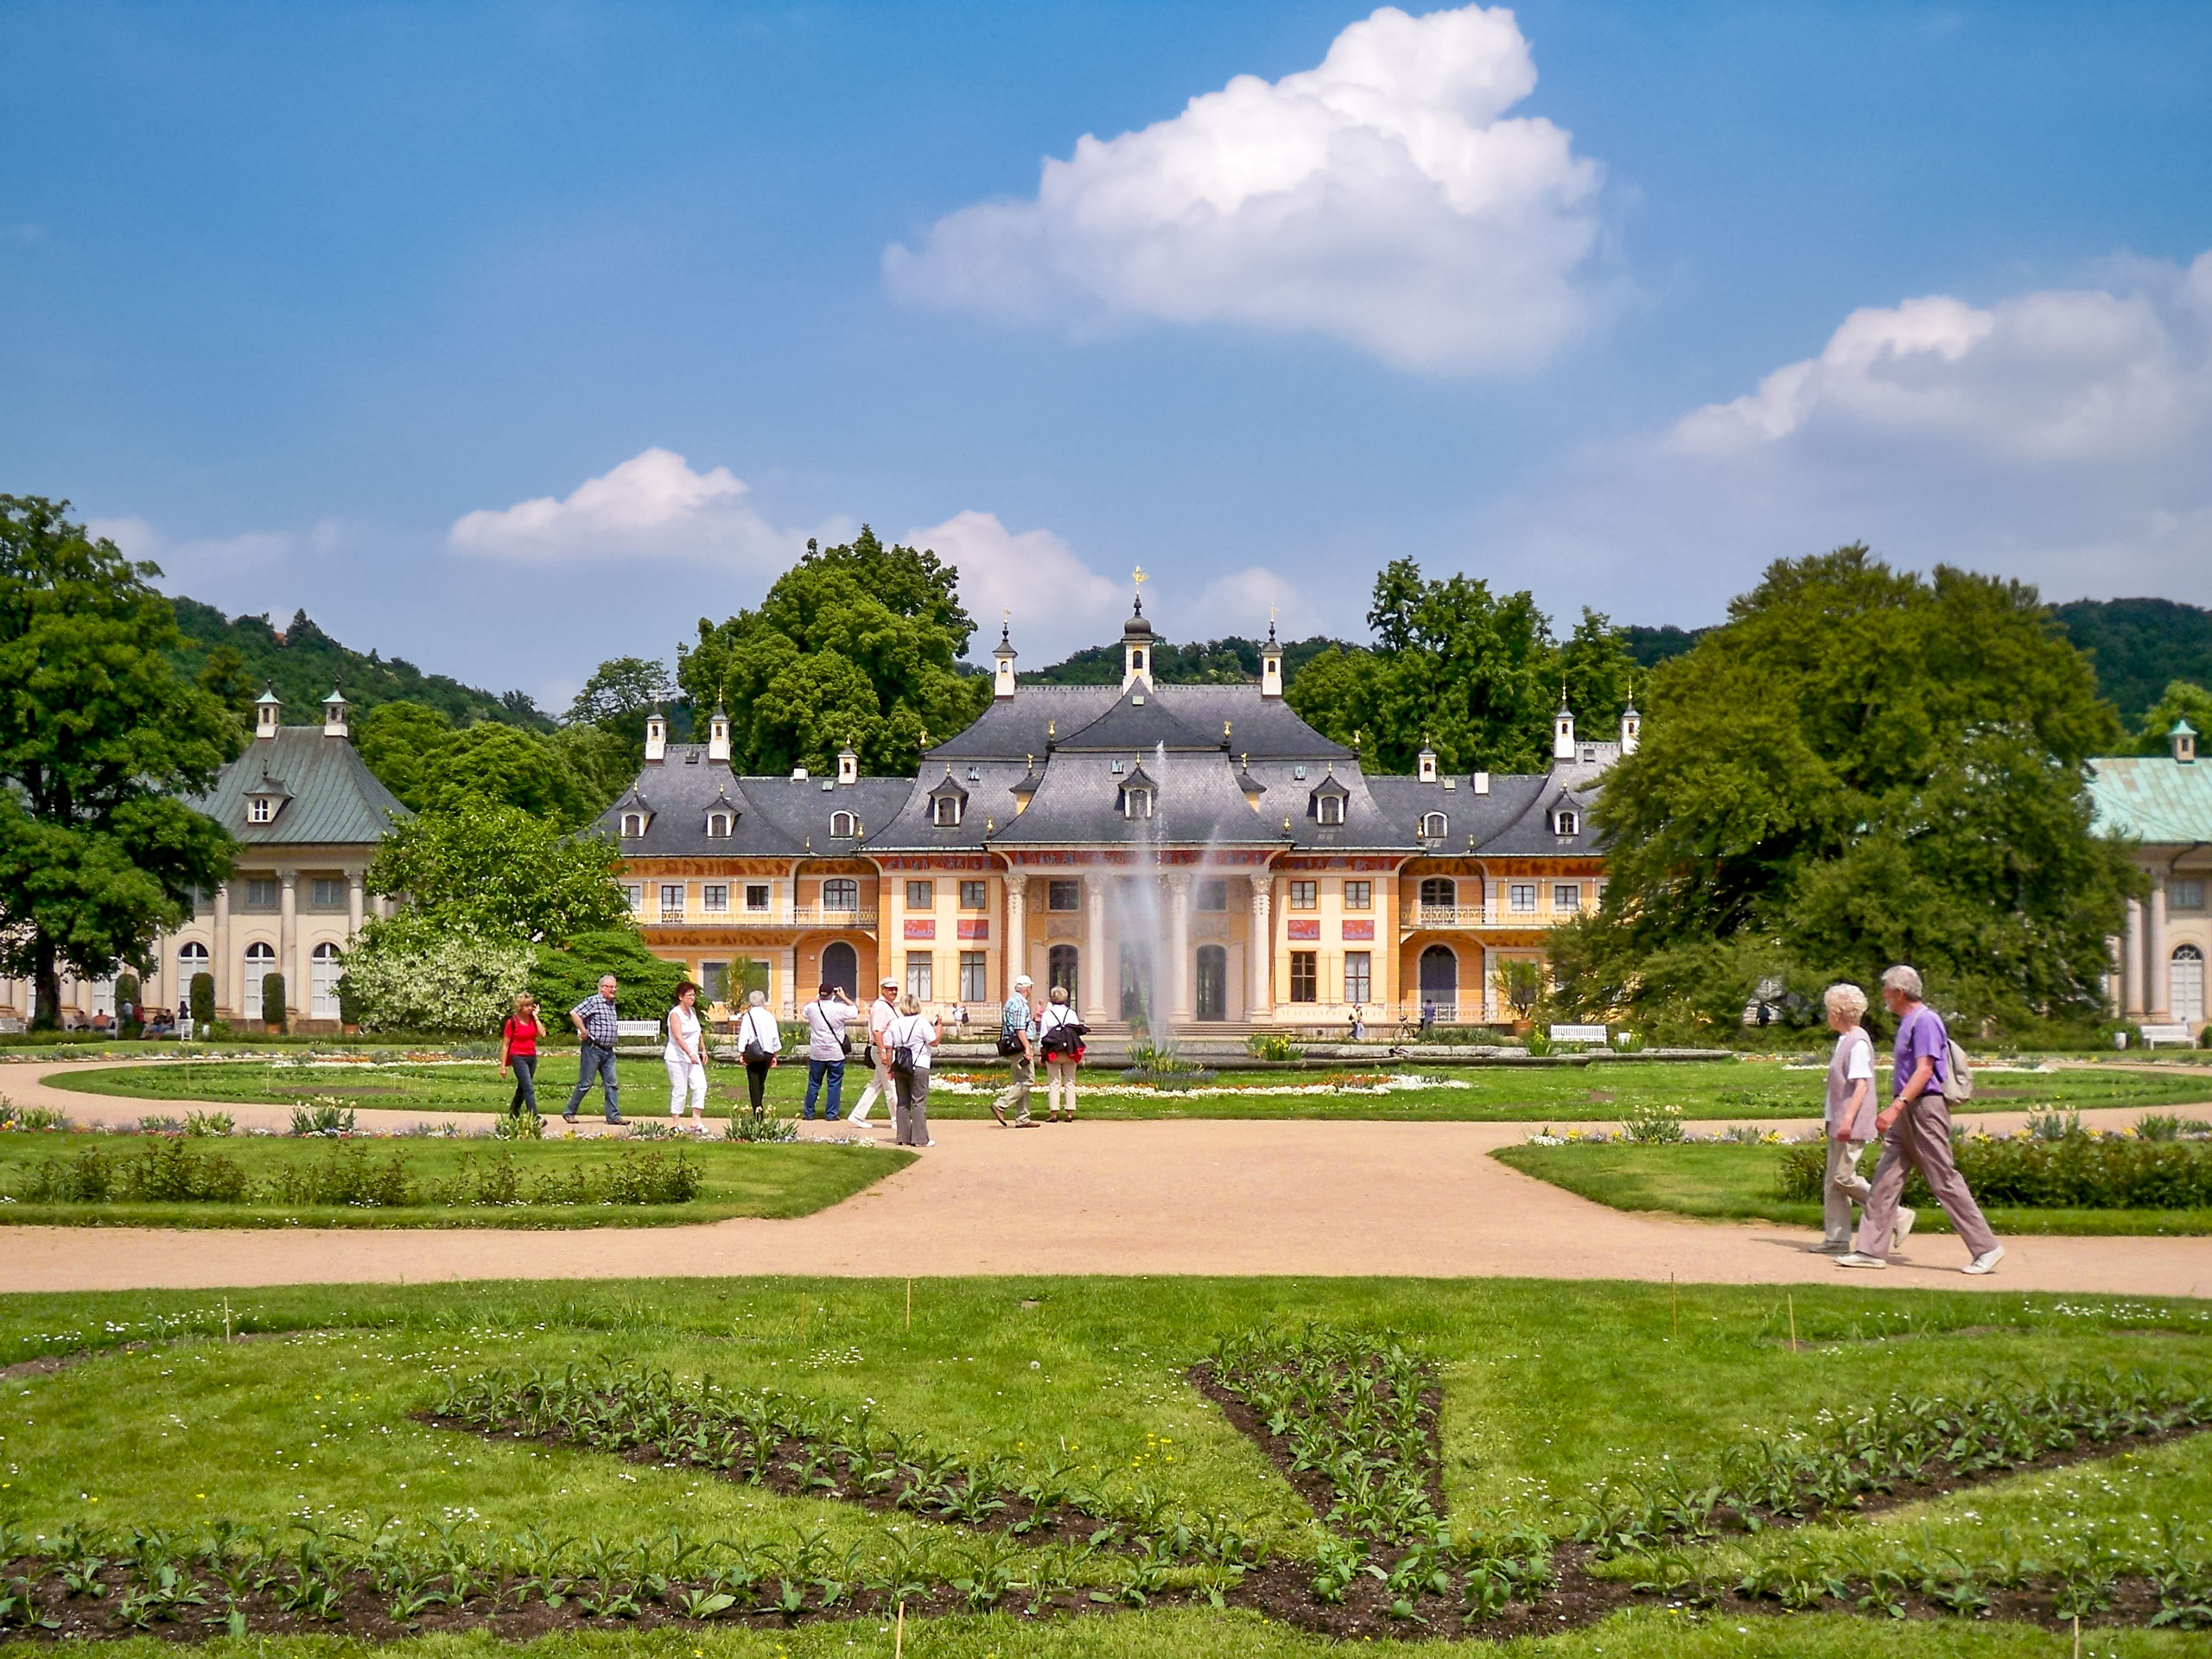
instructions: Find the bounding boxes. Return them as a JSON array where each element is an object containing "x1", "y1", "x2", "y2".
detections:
[{"x1": 1780, "y1": 1134, "x2": 2212, "y2": 1210}]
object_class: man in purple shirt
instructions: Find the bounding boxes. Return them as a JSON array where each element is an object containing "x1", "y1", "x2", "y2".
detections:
[{"x1": 1837, "y1": 964, "x2": 2003, "y2": 1274}]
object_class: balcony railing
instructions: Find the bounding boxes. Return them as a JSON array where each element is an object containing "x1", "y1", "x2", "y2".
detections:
[{"x1": 642, "y1": 906, "x2": 879, "y2": 929}]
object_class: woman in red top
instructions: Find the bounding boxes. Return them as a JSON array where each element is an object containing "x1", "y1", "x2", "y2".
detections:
[{"x1": 500, "y1": 993, "x2": 543, "y2": 1119}]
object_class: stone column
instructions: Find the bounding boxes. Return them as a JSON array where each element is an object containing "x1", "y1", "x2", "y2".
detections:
[
  {"x1": 1167, "y1": 873, "x2": 1193, "y2": 1027},
  {"x1": 278, "y1": 870, "x2": 300, "y2": 1021},
  {"x1": 1003, "y1": 872, "x2": 1028, "y2": 997},
  {"x1": 213, "y1": 881, "x2": 232, "y2": 1017},
  {"x1": 2122, "y1": 896, "x2": 2144, "y2": 1015},
  {"x1": 1482, "y1": 945, "x2": 1497, "y2": 1023},
  {"x1": 2149, "y1": 872, "x2": 2170, "y2": 1020},
  {"x1": 347, "y1": 869, "x2": 365, "y2": 939},
  {"x1": 779, "y1": 947, "x2": 798, "y2": 1016},
  {"x1": 1247, "y1": 873, "x2": 1272, "y2": 1018},
  {"x1": 1083, "y1": 876, "x2": 1108, "y2": 1023}
]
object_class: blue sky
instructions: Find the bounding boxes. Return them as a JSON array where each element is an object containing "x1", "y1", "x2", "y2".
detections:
[{"x1": 7, "y1": 2, "x2": 2211, "y2": 707}]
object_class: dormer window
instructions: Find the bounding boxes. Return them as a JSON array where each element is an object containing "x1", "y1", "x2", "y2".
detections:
[
  {"x1": 830, "y1": 810, "x2": 858, "y2": 837},
  {"x1": 248, "y1": 797, "x2": 274, "y2": 824},
  {"x1": 621, "y1": 811, "x2": 647, "y2": 837},
  {"x1": 1554, "y1": 809, "x2": 1580, "y2": 836},
  {"x1": 705, "y1": 811, "x2": 734, "y2": 838},
  {"x1": 1120, "y1": 786, "x2": 1154, "y2": 819},
  {"x1": 1317, "y1": 796, "x2": 1344, "y2": 826},
  {"x1": 934, "y1": 797, "x2": 963, "y2": 827},
  {"x1": 1420, "y1": 811, "x2": 1446, "y2": 837}
]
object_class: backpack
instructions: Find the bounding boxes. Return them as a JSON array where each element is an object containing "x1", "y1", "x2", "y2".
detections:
[
  {"x1": 887, "y1": 1016, "x2": 919, "y2": 1081},
  {"x1": 1940, "y1": 1036, "x2": 1974, "y2": 1103}
]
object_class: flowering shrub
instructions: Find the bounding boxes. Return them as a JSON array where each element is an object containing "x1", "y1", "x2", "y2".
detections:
[{"x1": 339, "y1": 920, "x2": 535, "y2": 1036}]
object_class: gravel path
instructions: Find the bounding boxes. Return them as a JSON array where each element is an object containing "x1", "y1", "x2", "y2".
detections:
[{"x1": 2, "y1": 1060, "x2": 2208, "y2": 1297}]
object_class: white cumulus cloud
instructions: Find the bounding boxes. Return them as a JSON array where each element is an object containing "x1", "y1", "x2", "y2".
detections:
[
  {"x1": 904, "y1": 510, "x2": 1128, "y2": 664},
  {"x1": 885, "y1": 3, "x2": 1605, "y2": 373},
  {"x1": 448, "y1": 447, "x2": 809, "y2": 566}
]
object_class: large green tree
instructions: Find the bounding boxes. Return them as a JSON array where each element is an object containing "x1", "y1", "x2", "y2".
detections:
[
  {"x1": 566, "y1": 655, "x2": 668, "y2": 753},
  {"x1": 678, "y1": 528, "x2": 991, "y2": 776},
  {"x1": 1286, "y1": 558, "x2": 1638, "y2": 773},
  {"x1": 2129, "y1": 680, "x2": 2212, "y2": 755},
  {"x1": 0, "y1": 498, "x2": 242, "y2": 1026},
  {"x1": 1549, "y1": 546, "x2": 2136, "y2": 1037},
  {"x1": 365, "y1": 798, "x2": 630, "y2": 943},
  {"x1": 354, "y1": 700, "x2": 629, "y2": 829}
]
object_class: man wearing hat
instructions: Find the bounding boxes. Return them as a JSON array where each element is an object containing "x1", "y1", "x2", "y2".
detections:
[
  {"x1": 992, "y1": 975, "x2": 1040, "y2": 1128},
  {"x1": 847, "y1": 974, "x2": 904, "y2": 1131}
]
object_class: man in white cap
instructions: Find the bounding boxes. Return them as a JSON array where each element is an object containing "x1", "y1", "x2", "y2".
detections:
[
  {"x1": 992, "y1": 974, "x2": 1040, "y2": 1128},
  {"x1": 847, "y1": 974, "x2": 903, "y2": 1131}
]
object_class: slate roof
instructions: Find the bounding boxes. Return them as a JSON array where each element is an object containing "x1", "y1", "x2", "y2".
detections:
[
  {"x1": 2088, "y1": 755, "x2": 2212, "y2": 845},
  {"x1": 594, "y1": 744, "x2": 912, "y2": 857},
  {"x1": 1366, "y1": 761, "x2": 1608, "y2": 856},
  {"x1": 927, "y1": 684, "x2": 1351, "y2": 763},
  {"x1": 193, "y1": 728, "x2": 408, "y2": 847}
]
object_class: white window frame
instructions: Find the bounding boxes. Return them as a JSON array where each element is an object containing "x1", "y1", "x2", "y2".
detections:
[
  {"x1": 1509, "y1": 882, "x2": 1538, "y2": 913},
  {"x1": 621, "y1": 812, "x2": 645, "y2": 836},
  {"x1": 1554, "y1": 810, "x2": 1579, "y2": 836},
  {"x1": 658, "y1": 882, "x2": 686, "y2": 918},
  {"x1": 933, "y1": 797, "x2": 963, "y2": 827},
  {"x1": 1317, "y1": 795, "x2": 1344, "y2": 825},
  {"x1": 701, "y1": 884, "x2": 729, "y2": 913},
  {"x1": 1553, "y1": 883, "x2": 1580, "y2": 912},
  {"x1": 1419, "y1": 812, "x2": 1446, "y2": 837},
  {"x1": 1344, "y1": 950, "x2": 1372, "y2": 1004},
  {"x1": 830, "y1": 810, "x2": 858, "y2": 837},
  {"x1": 822, "y1": 878, "x2": 858, "y2": 912}
]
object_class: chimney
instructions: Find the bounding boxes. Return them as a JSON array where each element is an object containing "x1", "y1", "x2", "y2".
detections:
[
  {"x1": 644, "y1": 701, "x2": 667, "y2": 763},
  {"x1": 1417, "y1": 741, "x2": 1437, "y2": 784},
  {"x1": 837, "y1": 744, "x2": 859, "y2": 785},
  {"x1": 1472, "y1": 771, "x2": 1490, "y2": 795},
  {"x1": 993, "y1": 619, "x2": 1018, "y2": 699},
  {"x1": 707, "y1": 702, "x2": 731, "y2": 764},
  {"x1": 1620, "y1": 696, "x2": 1641, "y2": 756},
  {"x1": 254, "y1": 686, "x2": 282, "y2": 740},
  {"x1": 1552, "y1": 689, "x2": 1575, "y2": 761},
  {"x1": 321, "y1": 686, "x2": 347, "y2": 739},
  {"x1": 1260, "y1": 618, "x2": 1284, "y2": 699}
]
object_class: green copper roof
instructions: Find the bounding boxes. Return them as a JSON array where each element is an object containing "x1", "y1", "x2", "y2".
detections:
[
  {"x1": 2088, "y1": 754, "x2": 2212, "y2": 845},
  {"x1": 193, "y1": 727, "x2": 409, "y2": 846}
]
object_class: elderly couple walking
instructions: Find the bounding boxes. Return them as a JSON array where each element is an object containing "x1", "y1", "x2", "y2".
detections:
[
  {"x1": 1816, "y1": 964, "x2": 2004, "y2": 1275},
  {"x1": 991, "y1": 974, "x2": 1086, "y2": 1128}
]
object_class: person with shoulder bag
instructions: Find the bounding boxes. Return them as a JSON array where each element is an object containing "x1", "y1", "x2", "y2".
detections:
[
  {"x1": 798, "y1": 982, "x2": 854, "y2": 1123},
  {"x1": 989, "y1": 975, "x2": 1039, "y2": 1128},
  {"x1": 886, "y1": 993, "x2": 940, "y2": 1147},
  {"x1": 1838, "y1": 965, "x2": 2003, "y2": 1275},
  {"x1": 735, "y1": 988, "x2": 782, "y2": 1118},
  {"x1": 1036, "y1": 984, "x2": 1087, "y2": 1122}
]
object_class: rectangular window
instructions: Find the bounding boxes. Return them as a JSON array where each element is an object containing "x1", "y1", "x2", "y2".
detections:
[
  {"x1": 960, "y1": 880, "x2": 988, "y2": 910},
  {"x1": 1047, "y1": 879, "x2": 1080, "y2": 911},
  {"x1": 1289, "y1": 950, "x2": 1319, "y2": 1003},
  {"x1": 745, "y1": 883, "x2": 771, "y2": 912},
  {"x1": 822, "y1": 878, "x2": 857, "y2": 912},
  {"x1": 1344, "y1": 950, "x2": 1371, "y2": 1004},
  {"x1": 659, "y1": 883, "x2": 685, "y2": 918},
  {"x1": 2174, "y1": 879, "x2": 2206, "y2": 912},
  {"x1": 1289, "y1": 880, "x2": 1318, "y2": 910},
  {"x1": 906, "y1": 952, "x2": 934, "y2": 1001},
  {"x1": 701, "y1": 884, "x2": 729, "y2": 913},
  {"x1": 698, "y1": 962, "x2": 729, "y2": 1004},
  {"x1": 623, "y1": 884, "x2": 644, "y2": 915},
  {"x1": 1196, "y1": 877, "x2": 1229, "y2": 912},
  {"x1": 959, "y1": 950, "x2": 988, "y2": 1003},
  {"x1": 244, "y1": 878, "x2": 280, "y2": 910},
  {"x1": 906, "y1": 880, "x2": 936, "y2": 910},
  {"x1": 1344, "y1": 880, "x2": 1372, "y2": 910},
  {"x1": 1553, "y1": 883, "x2": 1580, "y2": 912},
  {"x1": 1510, "y1": 882, "x2": 1537, "y2": 913},
  {"x1": 310, "y1": 878, "x2": 346, "y2": 909}
]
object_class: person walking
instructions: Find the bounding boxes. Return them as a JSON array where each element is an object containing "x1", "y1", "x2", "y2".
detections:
[
  {"x1": 563, "y1": 974, "x2": 626, "y2": 1124},
  {"x1": 499, "y1": 993, "x2": 543, "y2": 1120},
  {"x1": 885, "y1": 992, "x2": 940, "y2": 1147},
  {"x1": 1036, "y1": 984, "x2": 1085, "y2": 1122},
  {"x1": 1838, "y1": 965, "x2": 2004, "y2": 1274},
  {"x1": 990, "y1": 975, "x2": 1039, "y2": 1128},
  {"x1": 734, "y1": 988, "x2": 782, "y2": 1118},
  {"x1": 847, "y1": 976, "x2": 901, "y2": 1128},
  {"x1": 1809, "y1": 982, "x2": 1881, "y2": 1253},
  {"x1": 664, "y1": 981, "x2": 709, "y2": 1131},
  {"x1": 798, "y1": 982, "x2": 854, "y2": 1122},
  {"x1": 1420, "y1": 999, "x2": 1437, "y2": 1035}
]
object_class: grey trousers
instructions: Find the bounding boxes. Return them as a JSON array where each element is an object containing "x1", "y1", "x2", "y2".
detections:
[
  {"x1": 1854, "y1": 1096, "x2": 1999, "y2": 1260},
  {"x1": 995, "y1": 1053, "x2": 1034, "y2": 1122},
  {"x1": 1823, "y1": 1135, "x2": 1871, "y2": 1243},
  {"x1": 893, "y1": 1071, "x2": 931, "y2": 1146}
]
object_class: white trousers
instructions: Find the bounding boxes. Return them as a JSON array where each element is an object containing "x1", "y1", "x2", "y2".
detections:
[
  {"x1": 849, "y1": 1059, "x2": 892, "y2": 1125},
  {"x1": 665, "y1": 1055, "x2": 707, "y2": 1116}
]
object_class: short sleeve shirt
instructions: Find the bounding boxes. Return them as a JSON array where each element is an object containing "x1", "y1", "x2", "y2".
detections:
[
  {"x1": 802, "y1": 999, "x2": 852, "y2": 1061},
  {"x1": 571, "y1": 993, "x2": 619, "y2": 1047},
  {"x1": 1892, "y1": 1004, "x2": 1949, "y2": 1099},
  {"x1": 1001, "y1": 994, "x2": 1038, "y2": 1042}
]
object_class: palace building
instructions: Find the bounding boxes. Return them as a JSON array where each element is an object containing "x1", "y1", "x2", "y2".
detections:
[
  {"x1": 603, "y1": 592, "x2": 1636, "y2": 1035},
  {"x1": 2091, "y1": 719, "x2": 2211, "y2": 1036}
]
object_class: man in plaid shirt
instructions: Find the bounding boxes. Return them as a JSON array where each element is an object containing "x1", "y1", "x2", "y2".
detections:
[{"x1": 562, "y1": 974, "x2": 627, "y2": 1124}]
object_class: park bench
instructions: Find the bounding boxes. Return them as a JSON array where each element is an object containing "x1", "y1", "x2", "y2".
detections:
[
  {"x1": 2139, "y1": 1022, "x2": 2196, "y2": 1048},
  {"x1": 1548, "y1": 1023, "x2": 1609, "y2": 1045}
]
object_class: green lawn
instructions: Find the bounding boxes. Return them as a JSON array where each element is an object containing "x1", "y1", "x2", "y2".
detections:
[
  {"x1": 0, "y1": 1132, "x2": 910, "y2": 1228},
  {"x1": 1, "y1": 1274, "x2": 2207, "y2": 1653},
  {"x1": 44, "y1": 1053, "x2": 2212, "y2": 1122},
  {"x1": 1493, "y1": 1140, "x2": 2212, "y2": 1236}
]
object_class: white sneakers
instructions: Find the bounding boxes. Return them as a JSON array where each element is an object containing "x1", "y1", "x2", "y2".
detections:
[
  {"x1": 1965, "y1": 1245, "x2": 2006, "y2": 1275},
  {"x1": 1834, "y1": 1252, "x2": 1887, "y2": 1269},
  {"x1": 1892, "y1": 1207, "x2": 1916, "y2": 1250}
]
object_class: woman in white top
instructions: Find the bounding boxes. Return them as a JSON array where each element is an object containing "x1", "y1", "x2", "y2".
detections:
[
  {"x1": 1815, "y1": 982, "x2": 1885, "y2": 1252},
  {"x1": 1036, "y1": 985, "x2": 1085, "y2": 1122},
  {"x1": 886, "y1": 994, "x2": 940, "y2": 1147},
  {"x1": 664, "y1": 982, "x2": 709, "y2": 1129},
  {"x1": 735, "y1": 988, "x2": 782, "y2": 1118}
]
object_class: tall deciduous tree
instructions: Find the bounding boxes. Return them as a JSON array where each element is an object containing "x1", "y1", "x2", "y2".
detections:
[
  {"x1": 678, "y1": 528, "x2": 990, "y2": 776},
  {"x1": 365, "y1": 798, "x2": 630, "y2": 943},
  {"x1": 0, "y1": 498, "x2": 241, "y2": 1027},
  {"x1": 1550, "y1": 546, "x2": 2135, "y2": 1036},
  {"x1": 353, "y1": 700, "x2": 629, "y2": 828},
  {"x1": 1286, "y1": 557, "x2": 1638, "y2": 773},
  {"x1": 2130, "y1": 680, "x2": 2212, "y2": 754}
]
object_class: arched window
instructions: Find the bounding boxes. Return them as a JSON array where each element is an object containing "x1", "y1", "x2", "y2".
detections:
[
  {"x1": 620, "y1": 812, "x2": 645, "y2": 837},
  {"x1": 178, "y1": 941, "x2": 210, "y2": 967},
  {"x1": 822, "y1": 878, "x2": 859, "y2": 912},
  {"x1": 830, "y1": 810, "x2": 858, "y2": 837},
  {"x1": 1554, "y1": 809, "x2": 1580, "y2": 836},
  {"x1": 243, "y1": 940, "x2": 276, "y2": 1021},
  {"x1": 705, "y1": 811, "x2": 733, "y2": 838},
  {"x1": 2174, "y1": 944, "x2": 2206, "y2": 1025},
  {"x1": 311, "y1": 941, "x2": 343, "y2": 1020},
  {"x1": 1048, "y1": 944, "x2": 1079, "y2": 1005},
  {"x1": 933, "y1": 796, "x2": 963, "y2": 827},
  {"x1": 1317, "y1": 795, "x2": 1344, "y2": 825},
  {"x1": 1419, "y1": 811, "x2": 1446, "y2": 837},
  {"x1": 1119, "y1": 786, "x2": 1154, "y2": 819},
  {"x1": 1418, "y1": 876, "x2": 1456, "y2": 913}
]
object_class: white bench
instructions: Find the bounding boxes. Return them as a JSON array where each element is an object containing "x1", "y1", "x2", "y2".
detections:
[
  {"x1": 615, "y1": 1019, "x2": 664, "y2": 1041},
  {"x1": 2139, "y1": 1022, "x2": 2196, "y2": 1048},
  {"x1": 1548, "y1": 1023, "x2": 1609, "y2": 1044}
]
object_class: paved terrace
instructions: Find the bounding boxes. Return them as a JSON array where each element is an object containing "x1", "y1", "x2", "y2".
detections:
[{"x1": 1, "y1": 1060, "x2": 2207, "y2": 1298}]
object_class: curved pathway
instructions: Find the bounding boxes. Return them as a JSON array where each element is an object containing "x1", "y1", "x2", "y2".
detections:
[{"x1": 2, "y1": 1060, "x2": 2208, "y2": 1297}]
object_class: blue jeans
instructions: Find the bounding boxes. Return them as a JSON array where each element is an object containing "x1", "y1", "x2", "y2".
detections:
[
  {"x1": 804, "y1": 1058, "x2": 845, "y2": 1119},
  {"x1": 564, "y1": 1042, "x2": 621, "y2": 1120}
]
